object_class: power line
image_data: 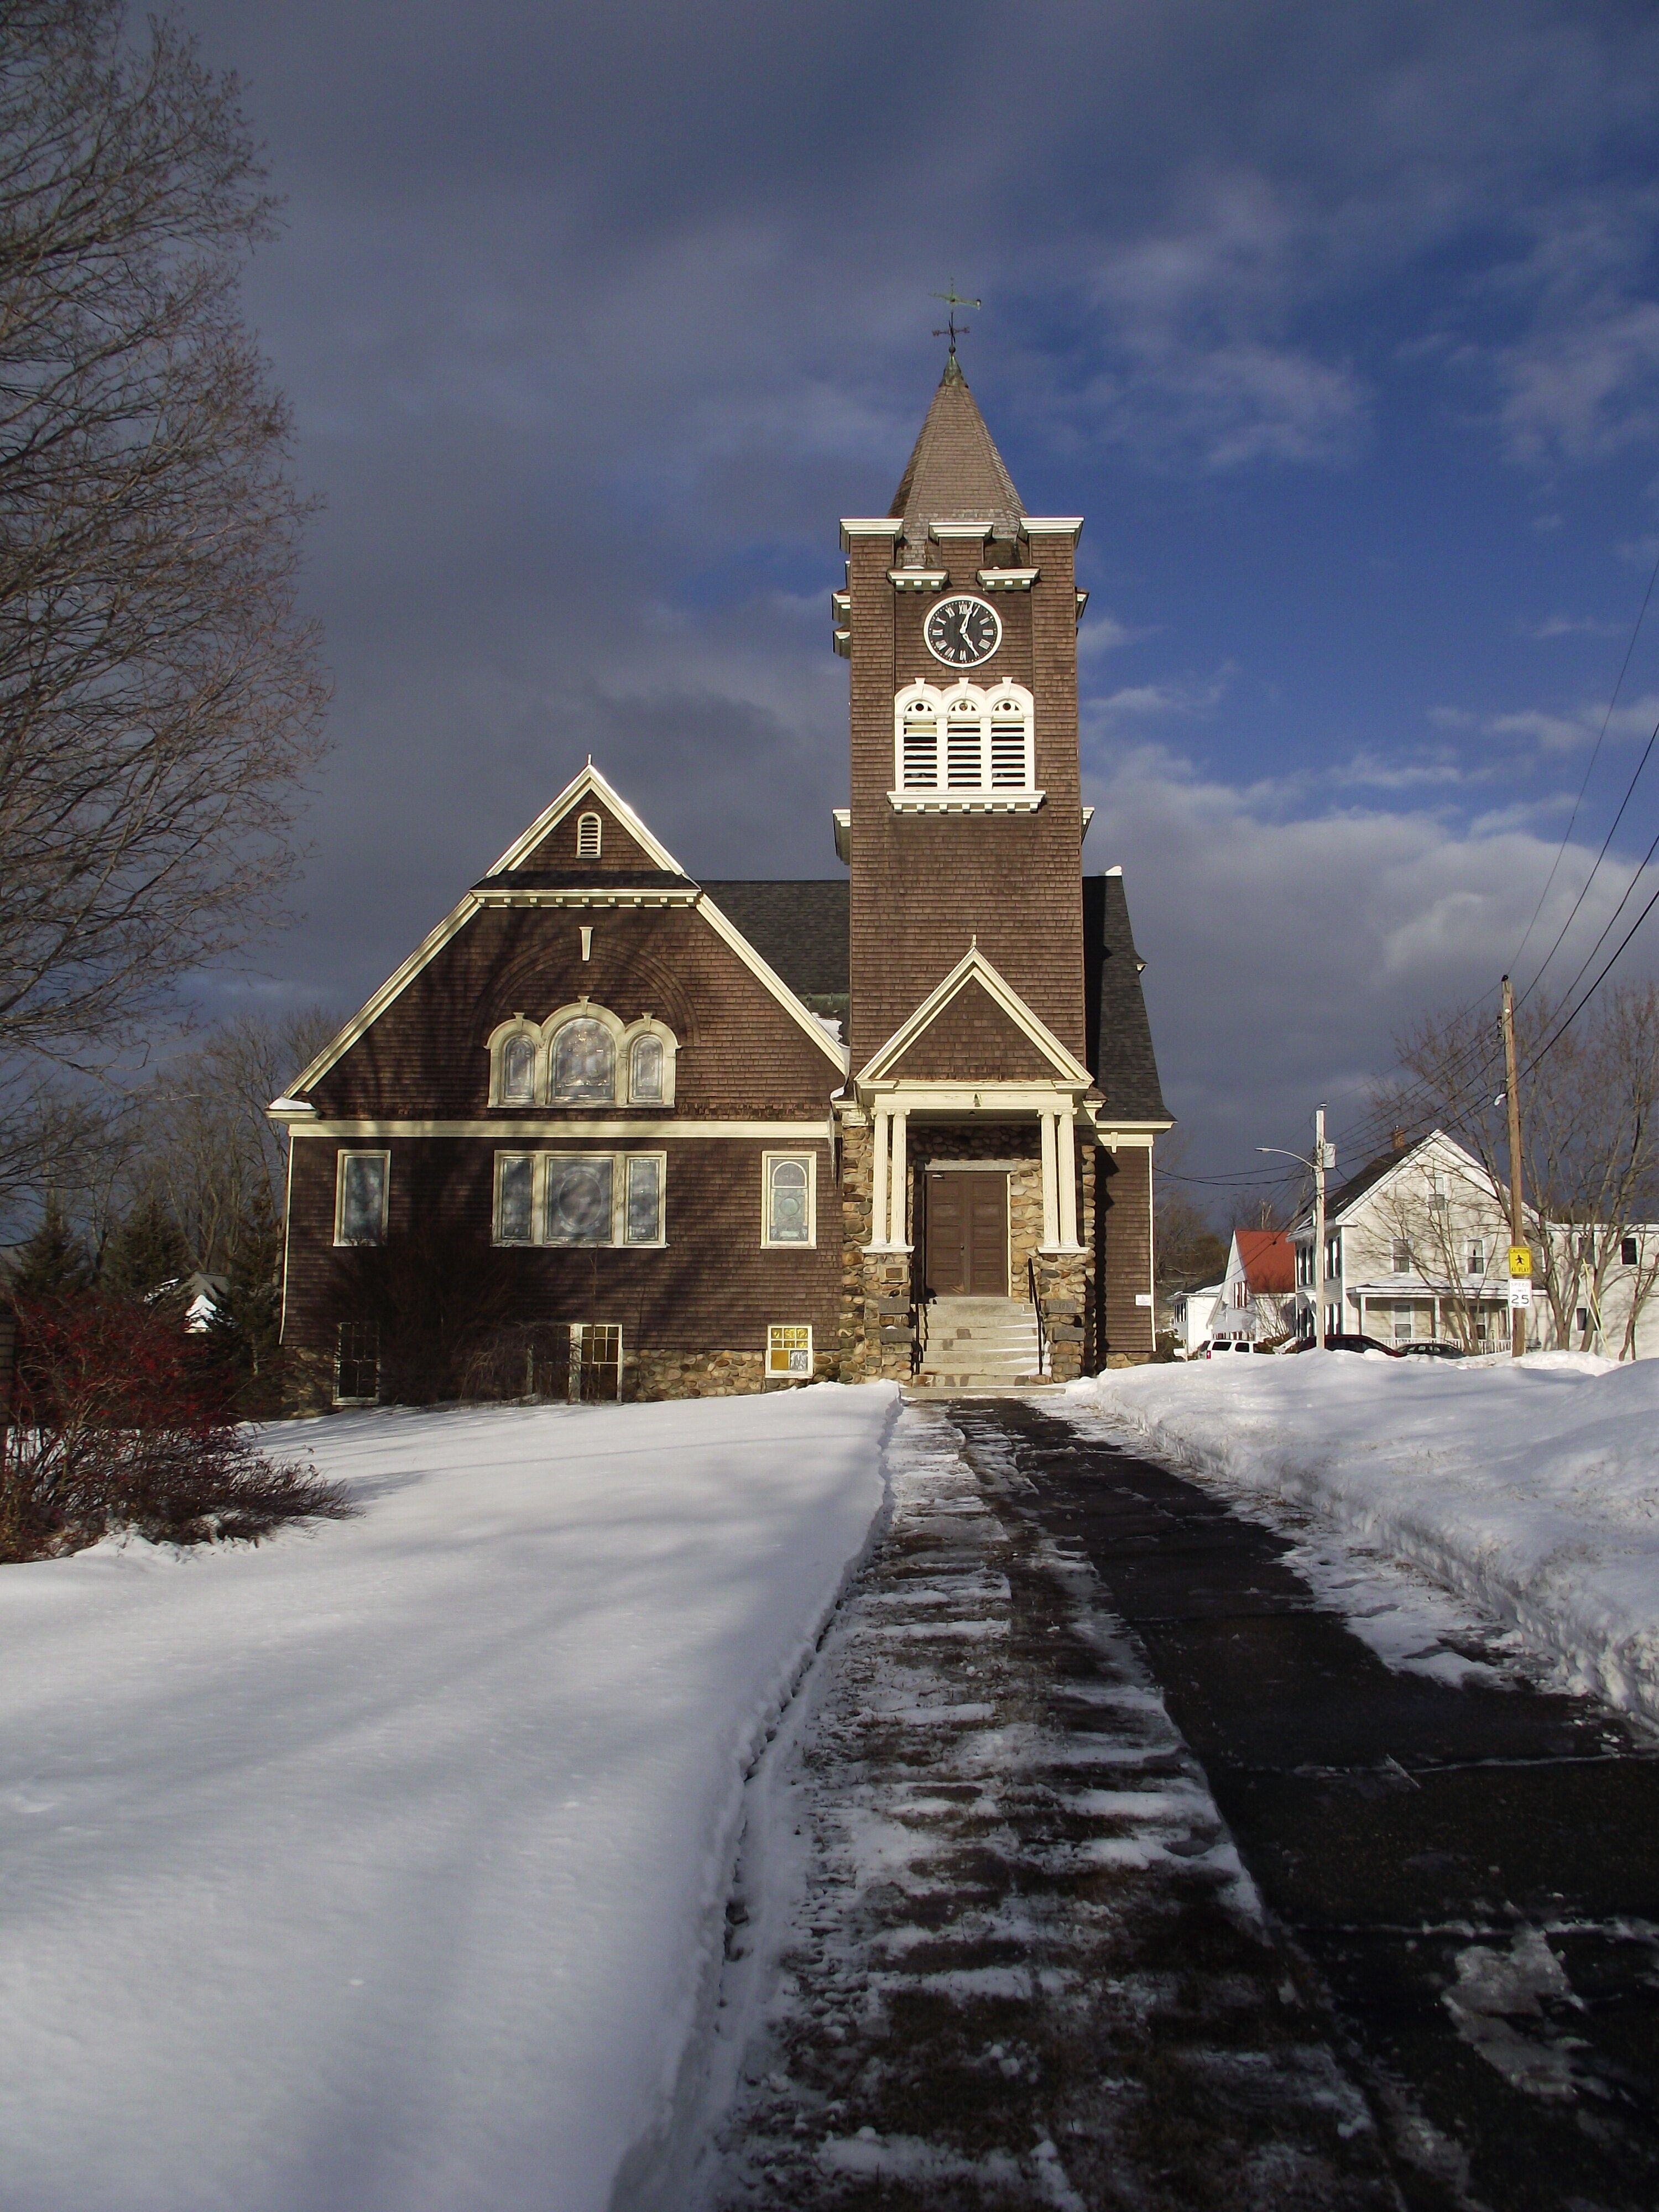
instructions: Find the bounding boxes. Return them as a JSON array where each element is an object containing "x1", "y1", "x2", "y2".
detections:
[
  {"x1": 1521, "y1": 865, "x2": 1659, "y2": 1078},
  {"x1": 1518, "y1": 709, "x2": 1659, "y2": 1007},
  {"x1": 1510, "y1": 535, "x2": 1659, "y2": 978}
]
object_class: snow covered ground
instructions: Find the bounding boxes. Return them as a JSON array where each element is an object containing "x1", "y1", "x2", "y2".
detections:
[
  {"x1": 1065, "y1": 1352, "x2": 1659, "y2": 1729},
  {"x1": 0, "y1": 1385, "x2": 896, "y2": 2212}
]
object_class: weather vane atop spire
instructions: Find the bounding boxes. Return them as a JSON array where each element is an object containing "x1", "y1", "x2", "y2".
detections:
[{"x1": 931, "y1": 282, "x2": 981, "y2": 357}]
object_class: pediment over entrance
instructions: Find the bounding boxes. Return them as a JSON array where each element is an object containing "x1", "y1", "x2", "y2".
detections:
[
  {"x1": 858, "y1": 945, "x2": 1093, "y2": 1090},
  {"x1": 886, "y1": 978, "x2": 1058, "y2": 1082}
]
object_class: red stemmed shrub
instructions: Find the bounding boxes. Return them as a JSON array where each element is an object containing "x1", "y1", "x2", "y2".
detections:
[{"x1": 1, "y1": 1296, "x2": 352, "y2": 1561}]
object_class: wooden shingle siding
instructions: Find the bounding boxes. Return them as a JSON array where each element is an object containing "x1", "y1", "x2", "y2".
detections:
[
  {"x1": 305, "y1": 904, "x2": 836, "y2": 1121},
  {"x1": 514, "y1": 795, "x2": 658, "y2": 873},
  {"x1": 885, "y1": 981, "x2": 1061, "y2": 1082},
  {"x1": 1099, "y1": 1144, "x2": 1154, "y2": 1358},
  {"x1": 285, "y1": 1134, "x2": 839, "y2": 1359}
]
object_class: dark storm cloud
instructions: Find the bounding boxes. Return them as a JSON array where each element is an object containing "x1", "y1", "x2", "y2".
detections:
[{"x1": 173, "y1": 0, "x2": 1659, "y2": 1180}]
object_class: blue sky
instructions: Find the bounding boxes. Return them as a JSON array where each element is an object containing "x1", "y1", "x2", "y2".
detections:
[{"x1": 176, "y1": 0, "x2": 1659, "y2": 1193}]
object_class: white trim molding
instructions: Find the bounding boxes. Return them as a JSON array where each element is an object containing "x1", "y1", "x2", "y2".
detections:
[
  {"x1": 839, "y1": 518, "x2": 906, "y2": 547},
  {"x1": 1021, "y1": 518, "x2": 1085, "y2": 541},
  {"x1": 977, "y1": 568, "x2": 1038, "y2": 590},
  {"x1": 887, "y1": 568, "x2": 948, "y2": 591}
]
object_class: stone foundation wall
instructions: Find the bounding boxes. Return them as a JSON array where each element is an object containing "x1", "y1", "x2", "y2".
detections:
[
  {"x1": 283, "y1": 1345, "x2": 335, "y2": 1417},
  {"x1": 1031, "y1": 1249, "x2": 1091, "y2": 1381}
]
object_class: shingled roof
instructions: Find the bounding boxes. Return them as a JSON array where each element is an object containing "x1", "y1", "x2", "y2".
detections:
[
  {"x1": 1084, "y1": 872, "x2": 1170, "y2": 1123},
  {"x1": 700, "y1": 880, "x2": 849, "y2": 1015},
  {"x1": 888, "y1": 354, "x2": 1025, "y2": 549}
]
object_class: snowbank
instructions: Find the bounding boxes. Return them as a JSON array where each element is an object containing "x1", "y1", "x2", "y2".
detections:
[
  {"x1": 1066, "y1": 1355, "x2": 1659, "y2": 1728},
  {"x1": 0, "y1": 1385, "x2": 896, "y2": 2212}
]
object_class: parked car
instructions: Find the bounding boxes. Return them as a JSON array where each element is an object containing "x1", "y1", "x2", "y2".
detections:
[
  {"x1": 1203, "y1": 1339, "x2": 1265, "y2": 1357},
  {"x1": 1399, "y1": 1341, "x2": 1468, "y2": 1360},
  {"x1": 1287, "y1": 1333, "x2": 1404, "y2": 1357}
]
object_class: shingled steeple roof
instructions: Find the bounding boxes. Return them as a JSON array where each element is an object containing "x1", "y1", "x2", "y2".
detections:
[{"x1": 888, "y1": 353, "x2": 1025, "y2": 551}]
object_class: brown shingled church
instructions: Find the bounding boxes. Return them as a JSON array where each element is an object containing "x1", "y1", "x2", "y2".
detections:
[{"x1": 272, "y1": 353, "x2": 1170, "y2": 1405}]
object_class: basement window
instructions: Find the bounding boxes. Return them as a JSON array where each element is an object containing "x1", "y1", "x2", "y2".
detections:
[
  {"x1": 766, "y1": 1324, "x2": 813, "y2": 1379},
  {"x1": 335, "y1": 1319, "x2": 380, "y2": 1405}
]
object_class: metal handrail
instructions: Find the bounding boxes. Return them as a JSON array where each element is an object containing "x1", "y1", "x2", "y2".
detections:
[{"x1": 1026, "y1": 1254, "x2": 1050, "y2": 1377}]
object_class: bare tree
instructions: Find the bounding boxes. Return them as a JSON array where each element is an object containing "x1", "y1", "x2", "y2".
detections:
[
  {"x1": 138, "y1": 1004, "x2": 337, "y2": 1274},
  {"x1": 0, "y1": 1, "x2": 327, "y2": 1089},
  {"x1": 1387, "y1": 983, "x2": 1659, "y2": 1357}
]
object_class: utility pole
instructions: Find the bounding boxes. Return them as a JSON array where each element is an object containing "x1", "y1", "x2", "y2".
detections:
[
  {"x1": 1313, "y1": 1103, "x2": 1330, "y2": 1350},
  {"x1": 1500, "y1": 975, "x2": 1527, "y2": 1359}
]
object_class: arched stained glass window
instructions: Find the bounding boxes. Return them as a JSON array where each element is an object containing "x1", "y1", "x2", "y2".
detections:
[
  {"x1": 767, "y1": 1156, "x2": 810, "y2": 1244},
  {"x1": 629, "y1": 1034, "x2": 664, "y2": 1103},
  {"x1": 551, "y1": 1018, "x2": 614, "y2": 1103},
  {"x1": 501, "y1": 1033, "x2": 536, "y2": 1104}
]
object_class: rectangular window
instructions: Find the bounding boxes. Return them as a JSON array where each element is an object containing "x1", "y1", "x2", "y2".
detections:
[
  {"x1": 496, "y1": 1154, "x2": 535, "y2": 1244},
  {"x1": 1576, "y1": 1307, "x2": 1590, "y2": 1333},
  {"x1": 763, "y1": 1152, "x2": 815, "y2": 1246},
  {"x1": 1622, "y1": 1234, "x2": 1639, "y2": 1266},
  {"x1": 1392, "y1": 1299, "x2": 1413, "y2": 1344},
  {"x1": 1466, "y1": 1243, "x2": 1484, "y2": 1275},
  {"x1": 1326, "y1": 1233, "x2": 1340, "y2": 1275},
  {"x1": 1391, "y1": 1239, "x2": 1410, "y2": 1274},
  {"x1": 624, "y1": 1154, "x2": 664, "y2": 1245},
  {"x1": 335, "y1": 1318, "x2": 380, "y2": 1404},
  {"x1": 335, "y1": 1151, "x2": 388, "y2": 1245},
  {"x1": 545, "y1": 1154, "x2": 614, "y2": 1245},
  {"x1": 766, "y1": 1324, "x2": 813, "y2": 1379}
]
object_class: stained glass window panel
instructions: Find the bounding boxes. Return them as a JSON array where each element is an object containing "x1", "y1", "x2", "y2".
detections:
[
  {"x1": 768, "y1": 1157, "x2": 810, "y2": 1244},
  {"x1": 502, "y1": 1034, "x2": 536, "y2": 1104},
  {"x1": 338, "y1": 1154, "x2": 386, "y2": 1244},
  {"x1": 625, "y1": 1154, "x2": 662, "y2": 1244},
  {"x1": 551, "y1": 1019, "x2": 614, "y2": 1103},
  {"x1": 629, "y1": 1034, "x2": 664, "y2": 1103},
  {"x1": 546, "y1": 1155, "x2": 613, "y2": 1245},
  {"x1": 498, "y1": 1155, "x2": 534, "y2": 1243}
]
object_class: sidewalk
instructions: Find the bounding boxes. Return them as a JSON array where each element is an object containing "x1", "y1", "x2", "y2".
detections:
[{"x1": 692, "y1": 1405, "x2": 1397, "y2": 2210}]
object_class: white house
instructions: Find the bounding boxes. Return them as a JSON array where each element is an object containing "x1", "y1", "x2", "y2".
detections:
[
  {"x1": 1171, "y1": 1281, "x2": 1223, "y2": 1358},
  {"x1": 1290, "y1": 1130, "x2": 1659, "y2": 1357}
]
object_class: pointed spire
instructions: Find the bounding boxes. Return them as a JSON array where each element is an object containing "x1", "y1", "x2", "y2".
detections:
[{"x1": 888, "y1": 356, "x2": 1024, "y2": 551}]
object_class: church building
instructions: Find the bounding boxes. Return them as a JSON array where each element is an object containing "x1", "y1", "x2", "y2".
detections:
[{"x1": 272, "y1": 353, "x2": 1170, "y2": 1405}]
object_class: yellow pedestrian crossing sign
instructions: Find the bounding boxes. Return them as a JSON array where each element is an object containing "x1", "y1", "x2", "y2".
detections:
[{"x1": 1509, "y1": 1245, "x2": 1532, "y2": 1278}]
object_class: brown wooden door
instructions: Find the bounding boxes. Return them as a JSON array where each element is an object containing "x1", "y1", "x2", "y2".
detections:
[{"x1": 926, "y1": 1171, "x2": 1009, "y2": 1297}]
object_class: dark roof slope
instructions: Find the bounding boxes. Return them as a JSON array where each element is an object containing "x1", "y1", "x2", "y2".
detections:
[
  {"x1": 889, "y1": 355, "x2": 1025, "y2": 546},
  {"x1": 1325, "y1": 1149, "x2": 1407, "y2": 1220},
  {"x1": 1083, "y1": 874, "x2": 1169, "y2": 1122},
  {"x1": 700, "y1": 880, "x2": 849, "y2": 1008}
]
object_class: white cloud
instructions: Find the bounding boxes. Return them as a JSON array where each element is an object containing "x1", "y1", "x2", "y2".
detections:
[
  {"x1": 1085, "y1": 741, "x2": 1659, "y2": 1169},
  {"x1": 1525, "y1": 613, "x2": 1622, "y2": 639}
]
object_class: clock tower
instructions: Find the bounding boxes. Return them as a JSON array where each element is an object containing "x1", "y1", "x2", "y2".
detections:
[{"x1": 831, "y1": 349, "x2": 1166, "y2": 1383}]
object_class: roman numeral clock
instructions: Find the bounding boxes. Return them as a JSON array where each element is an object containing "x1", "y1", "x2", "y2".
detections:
[{"x1": 924, "y1": 593, "x2": 1000, "y2": 667}]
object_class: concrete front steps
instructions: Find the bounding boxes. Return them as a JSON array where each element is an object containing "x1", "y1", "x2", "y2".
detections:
[{"x1": 910, "y1": 1296, "x2": 1056, "y2": 1395}]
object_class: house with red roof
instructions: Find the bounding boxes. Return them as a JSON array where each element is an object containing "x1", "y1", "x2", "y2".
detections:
[{"x1": 1211, "y1": 1228, "x2": 1297, "y2": 1345}]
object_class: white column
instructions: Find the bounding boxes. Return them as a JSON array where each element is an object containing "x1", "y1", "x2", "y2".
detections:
[
  {"x1": 869, "y1": 1108, "x2": 890, "y2": 1251},
  {"x1": 1057, "y1": 1112, "x2": 1080, "y2": 1249},
  {"x1": 1039, "y1": 1110, "x2": 1060, "y2": 1250},
  {"x1": 889, "y1": 1107, "x2": 909, "y2": 1248}
]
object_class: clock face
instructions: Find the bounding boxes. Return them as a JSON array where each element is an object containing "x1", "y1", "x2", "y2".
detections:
[{"x1": 924, "y1": 594, "x2": 1001, "y2": 669}]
